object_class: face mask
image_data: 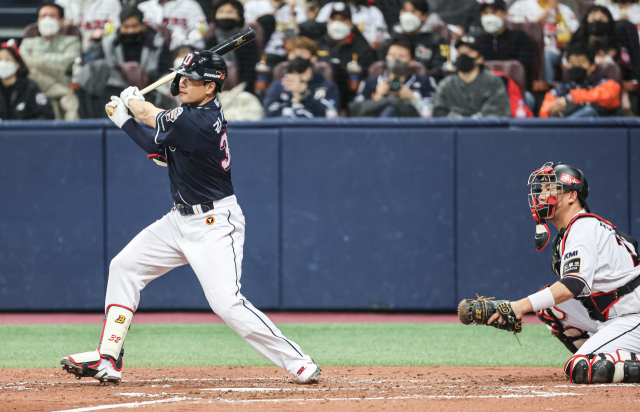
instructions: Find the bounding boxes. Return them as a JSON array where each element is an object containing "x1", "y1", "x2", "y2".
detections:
[
  {"x1": 568, "y1": 66, "x2": 587, "y2": 83},
  {"x1": 386, "y1": 58, "x2": 409, "y2": 76},
  {"x1": 0, "y1": 60, "x2": 17, "y2": 79},
  {"x1": 481, "y1": 13, "x2": 504, "y2": 34},
  {"x1": 399, "y1": 12, "x2": 422, "y2": 33},
  {"x1": 289, "y1": 56, "x2": 312, "y2": 73},
  {"x1": 119, "y1": 32, "x2": 143, "y2": 44},
  {"x1": 38, "y1": 16, "x2": 60, "y2": 37},
  {"x1": 215, "y1": 18, "x2": 240, "y2": 31},
  {"x1": 456, "y1": 54, "x2": 477, "y2": 73},
  {"x1": 327, "y1": 21, "x2": 351, "y2": 41},
  {"x1": 586, "y1": 21, "x2": 609, "y2": 36}
]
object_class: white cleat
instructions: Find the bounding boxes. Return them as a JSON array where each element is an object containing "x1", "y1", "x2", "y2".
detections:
[
  {"x1": 61, "y1": 351, "x2": 122, "y2": 383},
  {"x1": 295, "y1": 362, "x2": 321, "y2": 384}
]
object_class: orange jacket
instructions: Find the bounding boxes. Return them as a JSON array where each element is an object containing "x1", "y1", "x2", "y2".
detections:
[{"x1": 539, "y1": 77, "x2": 621, "y2": 118}]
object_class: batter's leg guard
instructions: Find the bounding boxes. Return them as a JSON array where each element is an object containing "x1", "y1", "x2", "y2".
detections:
[
  {"x1": 564, "y1": 351, "x2": 640, "y2": 384},
  {"x1": 61, "y1": 305, "x2": 133, "y2": 382},
  {"x1": 537, "y1": 304, "x2": 589, "y2": 354}
]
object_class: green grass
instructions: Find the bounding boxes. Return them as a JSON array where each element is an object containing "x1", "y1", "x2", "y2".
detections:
[{"x1": 0, "y1": 323, "x2": 570, "y2": 369}]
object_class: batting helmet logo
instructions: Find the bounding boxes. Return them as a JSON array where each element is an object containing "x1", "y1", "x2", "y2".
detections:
[{"x1": 206, "y1": 216, "x2": 215, "y2": 225}]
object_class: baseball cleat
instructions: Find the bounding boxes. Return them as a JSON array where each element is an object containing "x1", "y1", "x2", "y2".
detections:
[
  {"x1": 295, "y1": 362, "x2": 321, "y2": 384},
  {"x1": 61, "y1": 350, "x2": 121, "y2": 383}
]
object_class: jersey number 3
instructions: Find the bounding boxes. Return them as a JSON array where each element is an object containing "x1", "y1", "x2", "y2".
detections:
[{"x1": 220, "y1": 132, "x2": 231, "y2": 171}]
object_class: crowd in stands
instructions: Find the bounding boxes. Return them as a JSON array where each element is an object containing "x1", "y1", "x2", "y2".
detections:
[{"x1": 1, "y1": 0, "x2": 639, "y2": 121}]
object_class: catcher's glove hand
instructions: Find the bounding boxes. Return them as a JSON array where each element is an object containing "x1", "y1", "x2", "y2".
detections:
[{"x1": 458, "y1": 296, "x2": 523, "y2": 334}]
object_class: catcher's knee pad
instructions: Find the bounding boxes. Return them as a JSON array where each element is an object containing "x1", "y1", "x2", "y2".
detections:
[
  {"x1": 537, "y1": 305, "x2": 589, "y2": 353},
  {"x1": 564, "y1": 351, "x2": 640, "y2": 384},
  {"x1": 99, "y1": 304, "x2": 133, "y2": 371}
]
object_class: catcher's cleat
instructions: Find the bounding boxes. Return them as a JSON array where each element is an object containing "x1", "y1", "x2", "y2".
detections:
[
  {"x1": 61, "y1": 350, "x2": 122, "y2": 383},
  {"x1": 295, "y1": 362, "x2": 321, "y2": 384}
]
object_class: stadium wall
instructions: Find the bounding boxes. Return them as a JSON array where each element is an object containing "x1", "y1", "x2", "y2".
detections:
[{"x1": 0, "y1": 118, "x2": 638, "y2": 312}]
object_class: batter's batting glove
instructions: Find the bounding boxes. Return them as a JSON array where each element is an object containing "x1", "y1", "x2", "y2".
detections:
[
  {"x1": 120, "y1": 86, "x2": 145, "y2": 109},
  {"x1": 106, "y1": 96, "x2": 132, "y2": 128}
]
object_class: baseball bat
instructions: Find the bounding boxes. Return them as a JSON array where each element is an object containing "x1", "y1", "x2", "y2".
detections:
[{"x1": 106, "y1": 27, "x2": 256, "y2": 116}]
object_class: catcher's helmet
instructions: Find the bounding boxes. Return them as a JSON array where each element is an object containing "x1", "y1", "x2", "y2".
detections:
[
  {"x1": 170, "y1": 50, "x2": 227, "y2": 96},
  {"x1": 528, "y1": 162, "x2": 590, "y2": 222}
]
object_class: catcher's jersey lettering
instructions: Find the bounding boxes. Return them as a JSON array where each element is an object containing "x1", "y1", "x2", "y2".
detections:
[
  {"x1": 564, "y1": 250, "x2": 578, "y2": 259},
  {"x1": 563, "y1": 258, "x2": 581, "y2": 276}
]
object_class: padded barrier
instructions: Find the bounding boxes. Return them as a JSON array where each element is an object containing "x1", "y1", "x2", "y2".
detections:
[{"x1": 0, "y1": 118, "x2": 638, "y2": 311}]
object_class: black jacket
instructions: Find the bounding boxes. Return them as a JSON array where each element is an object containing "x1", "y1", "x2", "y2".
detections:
[
  {"x1": 316, "y1": 30, "x2": 377, "y2": 109},
  {"x1": 378, "y1": 27, "x2": 448, "y2": 80},
  {"x1": 0, "y1": 77, "x2": 54, "y2": 121},
  {"x1": 476, "y1": 28, "x2": 535, "y2": 88}
]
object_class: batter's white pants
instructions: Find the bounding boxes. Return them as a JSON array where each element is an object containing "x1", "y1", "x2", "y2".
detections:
[
  {"x1": 555, "y1": 298, "x2": 640, "y2": 355},
  {"x1": 105, "y1": 195, "x2": 313, "y2": 375}
]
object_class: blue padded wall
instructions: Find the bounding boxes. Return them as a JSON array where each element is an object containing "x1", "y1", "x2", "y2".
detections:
[
  {"x1": 0, "y1": 126, "x2": 105, "y2": 310},
  {"x1": 281, "y1": 127, "x2": 455, "y2": 310},
  {"x1": 456, "y1": 127, "x2": 630, "y2": 302},
  {"x1": 631, "y1": 130, "x2": 640, "y2": 238}
]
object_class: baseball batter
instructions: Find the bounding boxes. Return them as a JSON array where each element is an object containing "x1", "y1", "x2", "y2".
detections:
[
  {"x1": 60, "y1": 50, "x2": 320, "y2": 384},
  {"x1": 460, "y1": 162, "x2": 640, "y2": 384}
]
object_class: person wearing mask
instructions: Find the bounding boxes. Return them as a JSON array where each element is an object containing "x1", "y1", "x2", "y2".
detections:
[
  {"x1": 507, "y1": 0, "x2": 578, "y2": 83},
  {"x1": 377, "y1": 0, "x2": 447, "y2": 80},
  {"x1": 263, "y1": 36, "x2": 339, "y2": 117},
  {"x1": 299, "y1": 0, "x2": 327, "y2": 41},
  {"x1": 244, "y1": 0, "x2": 306, "y2": 67},
  {"x1": 475, "y1": 0, "x2": 534, "y2": 89},
  {"x1": 316, "y1": 2, "x2": 377, "y2": 109},
  {"x1": 0, "y1": 41, "x2": 55, "y2": 120},
  {"x1": 205, "y1": 0, "x2": 258, "y2": 92},
  {"x1": 432, "y1": 36, "x2": 511, "y2": 118},
  {"x1": 352, "y1": 35, "x2": 436, "y2": 117},
  {"x1": 540, "y1": 44, "x2": 621, "y2": 117},
  {"x1": 19, "y1": 1, "x2": 81, "y2": 120},
  {"x1": 315, "y1": 0, "x2": 388, "y2": 48},
  {"x1": 55, "y1": 0, "x2": 122, "y2": 54}
]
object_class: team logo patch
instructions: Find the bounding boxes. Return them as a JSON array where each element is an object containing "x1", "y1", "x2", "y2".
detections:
[
  {"x1": 564, "y1": 250, "x2": 578, "y2": 259},
  {"x1": 563, "y1": 257, "x2": 581, "y2": 275},
  {"x1": 560, "y1": 173, "x2": 580, "y2": 185},
  {"x1": 165, "y1": 107, "x2": 183, "y2": 122},
  {"x1": 206, "y1": 216, "x2": 215, "y2": 225},
  {"x1": 498, "y1": 302, "x2": 511, "y2": 315},
  {"x1": 115, "y1": 315, "x2": 126, "y2": 324},
  {"x1": 204, "y1": 70, "x2": 225, "y2": 80},
  {"x1": 35, "y1": 92, "x2": 48, "y2": 106}
]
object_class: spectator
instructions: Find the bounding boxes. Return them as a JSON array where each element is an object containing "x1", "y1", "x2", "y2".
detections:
[
  {"x1": 137, "y1": 0, "x2": 207, "y2": 36},
  {"x1": 244, "y1": 0, "x2": 306, "y2": 67},
  {"x1": 475, "y1": 0, "x2": 535, "y2": 88},
  {"x1": 606, "y1": 0, "x2": 640, "y2": 39},
  {"x1": 205, "y1": 0, "x2": 258, "y2": 92},
  {"x1": 263, "y1": 36, "x2": 339, "y2": 118},
  {"x1": 429, "y1": 0, "x2": 483, "y2": 40},
  {"x1": 351, "y1": 35, "x2": 436, "y2": 117},
  {"x1": 569, "y1": 5, "x2": 638, "y2": 81},
  {"x1": 540, "y1": 44, "x2": 621, "y2": 117},
  {"x1": 316, "y1": 2, "x2": 377, "y2": 109},
  {"x1": 432, "y1": 36, "x2": 511, "y2": 117},
  {"x1": 299, "y1": 0, "x2": 327, "y2": 41},
  {"x1": 19, "y1": 1, "x2": 81, "y2": 120},
  {"x1": 316, "y1": 0, "x2": 388, "y2": 48},
  {"x1": 508, "y1": 0, "x2": 579, "y2": 83},
  {"x1": 0, "y1": 41, "x2": 55, "y2": 120},
  {"x1": 55, "y1": 0, "x2": 122, "y2": 53},
  {"x1": 377, "y1": 0, "x2": 448, "y2": 80}
]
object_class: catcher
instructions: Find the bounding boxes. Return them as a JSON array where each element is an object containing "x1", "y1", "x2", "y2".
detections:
[{"x1": 459, "y1": 162, "x2": 640, "y2": 384}]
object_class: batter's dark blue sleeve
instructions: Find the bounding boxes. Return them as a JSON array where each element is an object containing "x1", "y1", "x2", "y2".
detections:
[
  {"x1": 154, "y1": 107, "x2": 200, "y2": 151},
  {"x1": 121, "y1": 118, "x2": 159, "y2": 154}
]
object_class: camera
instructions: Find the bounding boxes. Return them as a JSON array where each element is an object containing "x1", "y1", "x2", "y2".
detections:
[{"x1": 388, "y1": 77, "x2": 402, "y2": 92}]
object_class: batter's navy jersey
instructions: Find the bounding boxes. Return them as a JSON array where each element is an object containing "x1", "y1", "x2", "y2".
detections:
[{"x1": 154, "y1": 98, "x2": 233, "y2": 205}]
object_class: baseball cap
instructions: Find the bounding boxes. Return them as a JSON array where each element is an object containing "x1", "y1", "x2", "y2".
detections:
[
  {"x1": 455, "y1": 35, "x2": 479, "y2": 51},
  {"x1": 478, "y1": 0, "x2": 507, "y2": 11},
  {"x1": 329, "y1": 2, "x2": 352, "y2": 19}
]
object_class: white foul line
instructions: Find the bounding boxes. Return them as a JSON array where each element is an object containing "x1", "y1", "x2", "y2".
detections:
[{"x1": 53, "y1": 397, "x2": 191, "y2": 412}]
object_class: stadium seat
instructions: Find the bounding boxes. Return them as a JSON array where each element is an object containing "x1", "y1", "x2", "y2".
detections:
[
  {"x1": 223, "y1": 60, "x2": 240, "y2": 90},
  {"x1": 248, "y1": 21, "x2": 265, "y2": 58},
  {"x1": 23, "y1": 22, "x2": 82, "y2": 40},
  {"x1": 271, "y1": 61, "x2": 334, "y2": 81},
  {"x1": 484, "y1": 60, "x2": 527, "y2": 96},
  {"x1": 118, "y1": 62, "x2": 146, "y2": 89},
  {"x1": 367, "y1": 60, "x2": 428, "y2": 77},
  {"x1": 431, "y1": 22, "x2": 451, "y2": 43},
  {"x1": 575, "y1": 0, "x2": 595, "y2": 18},
  {"x1": 506, "y1": 21, "x2": 544, "y2": 84}
]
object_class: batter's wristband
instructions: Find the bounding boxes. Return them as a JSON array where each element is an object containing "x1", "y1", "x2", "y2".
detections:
[{"x1": 528, "y1": 287, "x2": 555, "y2": 312}]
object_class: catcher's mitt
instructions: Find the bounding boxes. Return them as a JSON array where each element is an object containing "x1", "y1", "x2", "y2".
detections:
[{"x1": 458, "y1": 296, "x2": 523, "y2": 334}]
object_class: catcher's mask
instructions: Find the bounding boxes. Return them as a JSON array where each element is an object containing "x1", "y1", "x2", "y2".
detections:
[{"x1": 527, "y1": 162, "x2": 589, "y2": 251}]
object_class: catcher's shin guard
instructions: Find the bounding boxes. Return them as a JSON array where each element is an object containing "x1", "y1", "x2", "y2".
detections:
[
  {"x1": 536, "y1": 305, "x2": 589, "y2": 353},
  {"x1": 98, "y1": 304, "x2": 133, "y2": 370},
  {"x1": 564, "y1": 351, "x2": 640, "y2": 384}
]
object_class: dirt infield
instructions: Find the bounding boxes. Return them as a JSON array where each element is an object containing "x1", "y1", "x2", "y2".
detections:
[{"x1": 1, "y1": 366, "x2": 638, "y2": 412}]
